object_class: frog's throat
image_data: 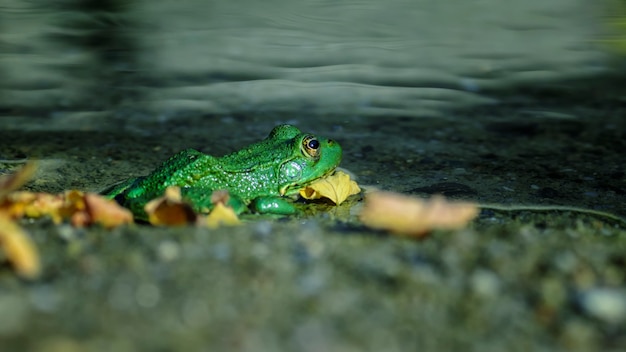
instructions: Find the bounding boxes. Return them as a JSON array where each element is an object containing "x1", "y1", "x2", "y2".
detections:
[{"x1": 278, "y1": 167, "x2": 337, "y2": 196}]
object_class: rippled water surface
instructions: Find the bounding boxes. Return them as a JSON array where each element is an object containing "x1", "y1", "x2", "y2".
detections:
[{"x1": 0, "y1": 0, "x2": 609, "y2": 125}]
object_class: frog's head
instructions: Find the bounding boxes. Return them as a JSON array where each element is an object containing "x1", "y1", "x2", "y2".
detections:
[{"x1": 277, "y1": 129, "x2": 342, "y2": 196}]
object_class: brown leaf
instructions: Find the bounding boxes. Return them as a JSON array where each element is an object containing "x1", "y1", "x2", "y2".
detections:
[
  {"x1": 1, "y1": 190, "x2": 132, "y2": 228},
  {"x1": 359, "y1": 192, "x2": 478, "y2": 238},
  {"x1": 144, "y1": 186, "x2": 197, "y2": 226},
  {"x1": 60, "y1": 190, "x2": 86, "y2": 224},
  {"x1": 1, "y1": 191, "x2": 65, "y2": 222},
  {"x1": 80, "y1": 193, "x2": 133, "y2": 228}
]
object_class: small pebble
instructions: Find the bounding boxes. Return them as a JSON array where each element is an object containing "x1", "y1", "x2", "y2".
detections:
[
  {"x1": 157, "y1": 240, "x2": 180, "y2": 262},
  {"x1": 470, "y1": 269, "x2": 501, "y2": 297},
  {"x1": 253, "y1": 221, "x2": 273, "y2": 238},
  {"x1": 135, "y1": 283, "x2": 160, "y2": 308},
  {"x1": 580, "y1": 288, "x2": 626, "y2": 324}
]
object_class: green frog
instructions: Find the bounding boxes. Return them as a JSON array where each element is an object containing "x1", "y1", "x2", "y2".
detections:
[{"x1": 102, "y1": 124, "x2": 342, "y2": 219}]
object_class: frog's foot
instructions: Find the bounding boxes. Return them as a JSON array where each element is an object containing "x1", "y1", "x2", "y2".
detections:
[{"x1": 250, "y1": 196, "x2": 297, "y2": 215}]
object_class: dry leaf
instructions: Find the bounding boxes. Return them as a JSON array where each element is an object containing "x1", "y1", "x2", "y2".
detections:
[
  {"x1": 204, "y1": 202, "x2": 241, "y2": 229},
  {"x1": 144, "y1": 186, "x2": 197, "y2": 226},
  {"x1": 78, "y1": 193, "x2": 133, "y2": 228},
  {"x1": 1, "y1": 190, "x2": 132, "y2": 228},
  {"x1": 0, "y1": 191, "x2": 37, "y2": 218},
  {"x1": 60, "y1": 190, "x2": 87, "y2": 224},
  {"x1": 360, "y1": 192, "x2": 478, "y2": 238},
  {"x1": 299, "y1": 171, "x2": 361, "y2": 205},
  {"x1": 0, "y1": 214, "x2": 41, "y2": 279},
  {"x1": 1, "y1": 191, "x2": 65, "y2": 222}
]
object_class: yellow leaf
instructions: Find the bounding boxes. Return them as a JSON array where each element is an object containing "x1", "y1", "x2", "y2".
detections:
[
  {"x1": 299, "y1": 171, "x2": 361, "y2": 205},
  {"x1": 359, "y1": 192, "x2": 478, "y2": 238},
  {"x1": 2, "y1": 191, "x2": 65, "y2": 223},
  {"x1": 204, "y1": 203, "x2": 241, "y2": 229},
  {"x1": 0, "y1": 214, "x2": 41, "y2": 279}
]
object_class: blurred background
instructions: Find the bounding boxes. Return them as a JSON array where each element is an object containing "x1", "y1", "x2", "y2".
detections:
[{"x1": 1, "y1": 0, "x2": 624, "y2": 129}]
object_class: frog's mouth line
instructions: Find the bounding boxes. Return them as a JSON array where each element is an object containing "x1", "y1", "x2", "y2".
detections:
[{"x1": 279, "y1": 166, "x2": 338, "y2": 196}]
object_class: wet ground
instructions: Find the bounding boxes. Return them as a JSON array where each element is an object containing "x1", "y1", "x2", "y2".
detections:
[{"x1": 1, "y1": 75, "x2": 625, "y2": 351}]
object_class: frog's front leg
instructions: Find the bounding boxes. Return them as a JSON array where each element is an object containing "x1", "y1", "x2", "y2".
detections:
[{"x1": 250, "y1": 196, "x2": 297, "y2": 215}]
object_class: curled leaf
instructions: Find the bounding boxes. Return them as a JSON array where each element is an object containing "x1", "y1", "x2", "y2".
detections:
[
  {"x1": 359, "y1": 192, "x2": 478, "y2": 238},
  {"x1": 0, "y1": 214, "x2": 41, "y2": 279},
  {"x1": 144, "y1": 186, "x2": 197, "y2": 226},
  {"x1": 77, "y1": 193, "x2": 133, "y2": 228},
  {"x1": 300, "y1": 171, "x2": 361, "y2": 205}
]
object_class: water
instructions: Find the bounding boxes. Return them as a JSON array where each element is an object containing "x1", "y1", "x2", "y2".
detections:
[{"x1": 0, "y1": 0, "x2": 609, "y2": 126}]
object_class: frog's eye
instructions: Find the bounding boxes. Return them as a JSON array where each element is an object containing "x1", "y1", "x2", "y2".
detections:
[{"x1": 302, "y1": 135, "x2": 321, "y2": 158}]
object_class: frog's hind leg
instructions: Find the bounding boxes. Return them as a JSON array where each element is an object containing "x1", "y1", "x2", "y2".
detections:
[
  {"x1": 101, "y1": 177, "x2": 155, "y2": 220},
  {"x1": 100, "y1": 177, "x2": 140, "y2": 199}
]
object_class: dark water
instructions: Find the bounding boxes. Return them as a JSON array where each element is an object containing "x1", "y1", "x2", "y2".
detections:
[{"x1": 0, "y1": 0, "x2": 611, "y2": 126}]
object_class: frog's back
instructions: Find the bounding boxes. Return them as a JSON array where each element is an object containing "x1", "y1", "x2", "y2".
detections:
[
  {"x1": 217, "y1": 125, "x2": 300, "y2": 172},
  {"x1": 142, "y1": 148, "x2": 219, "y2": 189},
  {"x1": 142, "y1": 148, "x2": 281, "y2": 200},
  {"x1": 114, "y1": 149, "x2": 216, "y2": 199}
]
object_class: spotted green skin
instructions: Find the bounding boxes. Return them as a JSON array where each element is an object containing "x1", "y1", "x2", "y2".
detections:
[{"x1": 102, "y1": 125, "x2": 342, "y2": 219}]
